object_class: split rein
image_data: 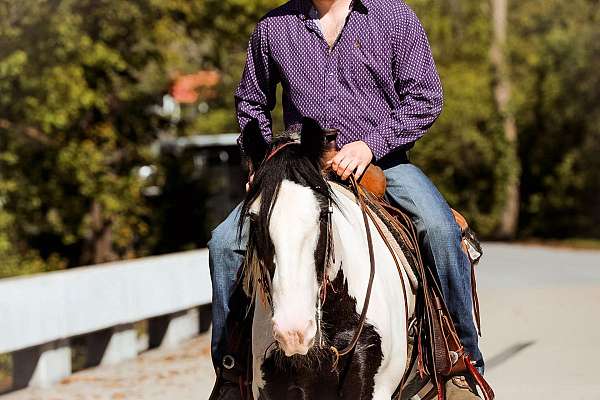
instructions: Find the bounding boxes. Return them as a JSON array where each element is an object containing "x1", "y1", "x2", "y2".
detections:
[
  {"x1": 249, "y1": 140, "x2": 378, "y2": 371},
  {"x1": 327, "y1": 176, "x2": 376, "y2": 370}
]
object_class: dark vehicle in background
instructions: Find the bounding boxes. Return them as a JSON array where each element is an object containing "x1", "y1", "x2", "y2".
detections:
[{"x1": 143, "y1": 134, "x2": 246, "y2": 254}]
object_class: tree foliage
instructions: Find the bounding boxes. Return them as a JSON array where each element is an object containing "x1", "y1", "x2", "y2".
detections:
[
  {"x1": 0, "y1": 0, "x2": 209, "y2": 275},
  {"x1": 509, "y1": 0, "x2": 600, "y2": 238},
  {"x1": 408, "y1": 0, "x2": 509, "y2": 236},
  {"x1": 407, "y1": 0, "x2": 599, "y2": 238}
]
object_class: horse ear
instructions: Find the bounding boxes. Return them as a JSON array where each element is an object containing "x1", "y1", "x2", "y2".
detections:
[
  {"x1": 241, "y1": 119, "x2": 268, "y2": 170},
  {"x1": 299, "y1": 117, "x2": 325, "y2": 161}
]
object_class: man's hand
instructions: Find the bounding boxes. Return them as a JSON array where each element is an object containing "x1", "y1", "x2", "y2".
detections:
[{"x1": 327, "y1": 141, "x2": 373, "y2": 181}]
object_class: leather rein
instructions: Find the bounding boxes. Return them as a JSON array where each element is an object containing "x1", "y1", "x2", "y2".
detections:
[{"x1": 326, "y1": 175, "x2": 378, "y2": 369}]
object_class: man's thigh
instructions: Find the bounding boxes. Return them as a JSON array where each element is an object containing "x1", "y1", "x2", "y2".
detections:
[
  {"x1": 383, "y1": 163, "x2": 457, "y2": 234},
  {"x1": 207, "y1": 203, "x2": 249, "y2": 296},
  {"x1": 207, "y1": 203, "x2": 248, "y2": 364},
  {"x1": 208, "y1": 203, "x2": 248, "y2": 253}
]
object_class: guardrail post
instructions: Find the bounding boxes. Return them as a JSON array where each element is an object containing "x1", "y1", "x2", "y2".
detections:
[
  {"x1": 148, "y1": 308, "x2": 200, "y2": 349},
  {"x1": 12, "y1": 339, "x2": 71, "y2": 389},
  {"x1": 86, "y1": 324, "x2": 138, "y2": 367},
  {"x1": 199, "y1": 304, "x2": 212, "y2": 333}
]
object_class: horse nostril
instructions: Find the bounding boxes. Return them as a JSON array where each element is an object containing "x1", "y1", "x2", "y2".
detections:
[{"x1": 272, "y1": 319, "x2": 317, "y2": 348}]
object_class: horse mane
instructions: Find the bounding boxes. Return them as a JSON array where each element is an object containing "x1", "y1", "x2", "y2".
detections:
[{"x1": 238, "y1": 130, "x2": 334, "y2": 306}]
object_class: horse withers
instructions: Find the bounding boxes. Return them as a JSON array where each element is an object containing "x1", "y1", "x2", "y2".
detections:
[{"x1": 236, "y1": 118, "x2": 417, "y2": 400}]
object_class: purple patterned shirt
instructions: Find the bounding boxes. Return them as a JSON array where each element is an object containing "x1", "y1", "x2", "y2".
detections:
[{"x1": 235, "y1": 0, "x2": 443, "y2": 161}]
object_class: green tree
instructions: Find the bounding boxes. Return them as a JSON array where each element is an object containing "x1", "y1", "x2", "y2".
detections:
[
  {"x1": 510, "y1": 0, "x2": 600, "y2": 238},
  {"x1": 1, "y1": 0, "x2": 598, "y2": 280},
  {"x1": 185, "y1": 0, "x2": 283, "y2": 135},
  {"x1": 408, "y1": 0, "x2": 510, "y2": 236},
  {"x1": 0, "y1": 0, "x2": 211, "y2": 274}
]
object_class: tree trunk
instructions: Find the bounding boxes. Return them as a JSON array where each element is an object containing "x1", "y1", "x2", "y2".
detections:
[
  {"x1": 80, "y1": 200, "x2": 118, "y2": 266},
  {"x1": 491, "y1": 0, "x2": 520, "y2": 239}
]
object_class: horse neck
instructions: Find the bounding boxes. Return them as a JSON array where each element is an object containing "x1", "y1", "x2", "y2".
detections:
[
  {"x1": 329, "y1": 183, "x2": 414, "y2": 317},
  {"x1": 328, "y1": 185, "x2": 372, "y2": 297}
]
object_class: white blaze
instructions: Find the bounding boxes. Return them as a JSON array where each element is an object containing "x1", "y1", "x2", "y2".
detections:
[{"x1": 268, "y1": 180, "x2": 320, "y2": 351}]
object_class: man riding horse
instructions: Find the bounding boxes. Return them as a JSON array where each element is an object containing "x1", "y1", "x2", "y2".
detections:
[{"x1": 209, "y1": 0, "x2": 485, "y2": 398}]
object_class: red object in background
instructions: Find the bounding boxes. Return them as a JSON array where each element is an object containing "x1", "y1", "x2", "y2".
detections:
[{"x1": 171, "y1": 70, "x2": 220, "y2": 104}]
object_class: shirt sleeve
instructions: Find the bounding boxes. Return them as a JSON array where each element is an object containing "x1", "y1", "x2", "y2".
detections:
[
  {"x1": 234, "y1": 19, "x2": 280, "y2": 150},
  {"x1": 362, "y1": 5, "x2": 443, "y2": 161}
]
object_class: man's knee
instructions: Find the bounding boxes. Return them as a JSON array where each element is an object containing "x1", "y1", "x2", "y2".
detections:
[
  {"x1": 421, "y1": 214, "x2": 462, "y2": 246},
  {"x1": 208, "y1": 206, "x2": 245, "y2": 253},
  {"x1": 208, "y1": 222, "x2": 240, "y2": 254}
]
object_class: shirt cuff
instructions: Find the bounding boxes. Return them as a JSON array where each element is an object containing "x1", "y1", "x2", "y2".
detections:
[{"x1": 361, "y1": 128, "x2": 389, "y2": 161}]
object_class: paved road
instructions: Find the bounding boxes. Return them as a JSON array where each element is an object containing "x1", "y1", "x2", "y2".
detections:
[
  {"x1": 477, "y1": 243, "x2": 600, "y2": 399},
  {"x1": 3, "y1": 243, "x2": 599, "y2": 399},
  {"x1": 3, "y1": 334, "x2": 216, "y2": 400}
]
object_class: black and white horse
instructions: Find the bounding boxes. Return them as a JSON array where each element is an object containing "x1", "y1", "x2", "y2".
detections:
[{"x1": 240, "y1": 118, "x2": 416, "y2": 400}]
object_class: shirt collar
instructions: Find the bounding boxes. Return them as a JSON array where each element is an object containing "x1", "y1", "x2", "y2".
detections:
[
  {"x1": 294, "y1": 0, "x2": 370, "y2": 17},
  {"x1": 355, "y1": 0, "x2": 371, "y2": 12}
]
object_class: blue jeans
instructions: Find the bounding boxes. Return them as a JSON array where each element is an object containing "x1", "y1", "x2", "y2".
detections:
[{"x1": 208, "y1": 162, "x2": 483, "y2": 369}]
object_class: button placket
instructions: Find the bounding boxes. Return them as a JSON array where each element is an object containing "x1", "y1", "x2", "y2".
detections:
[{"x1": 325, "y1": 51, "x2": 339, "y2": 128}]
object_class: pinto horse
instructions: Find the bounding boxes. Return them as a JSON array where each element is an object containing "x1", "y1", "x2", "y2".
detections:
[{"x1": 239, "y1": 118, "x2": 417, "y2": 400}]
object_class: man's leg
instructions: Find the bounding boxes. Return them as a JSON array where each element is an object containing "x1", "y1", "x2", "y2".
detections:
[
  {"x1": 383, "y1": 162, "x2": 483, "y2": 369},
  {"x1": 207, "y1": 204, "x2": 248, "y2": 368}
]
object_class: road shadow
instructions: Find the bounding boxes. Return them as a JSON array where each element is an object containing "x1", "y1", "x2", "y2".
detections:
[{"x1": 486, "y1": 341, "x2": 536, "y2": 370}]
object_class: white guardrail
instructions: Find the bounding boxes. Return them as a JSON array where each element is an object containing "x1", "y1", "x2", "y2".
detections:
[{"x1": 0, "y1": 250, "x2": 212, "y2": 389}]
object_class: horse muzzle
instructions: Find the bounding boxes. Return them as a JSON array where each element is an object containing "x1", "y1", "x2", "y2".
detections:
[{"x1": 272, "y1": 319, "x2": 317, "y2": 357}]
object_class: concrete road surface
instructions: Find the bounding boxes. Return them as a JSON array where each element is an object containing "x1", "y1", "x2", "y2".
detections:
[
  {"x1": 3, "y1": 243, "x2": 599, "y2": 399},
  {"x1": 477, "y1": 243, "x2": 600, "y2": 399},
  {"x1": 2, "y1": 334, "x2": 216, "y2": 400}
]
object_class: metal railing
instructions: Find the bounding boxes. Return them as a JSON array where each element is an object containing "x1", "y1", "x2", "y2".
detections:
[{"x1": 0, "y1": 250, "x2": 212, "y2": 389}]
